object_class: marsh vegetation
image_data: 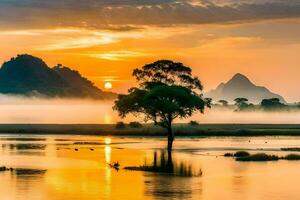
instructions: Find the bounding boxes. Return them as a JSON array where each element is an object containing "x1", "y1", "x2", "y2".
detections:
[
  {"x1": 225, "y1": 151, "x2": 300, "y2": 162},
  {"x1": 124, "y1": 151, "x2": 202, "y2": 177}
]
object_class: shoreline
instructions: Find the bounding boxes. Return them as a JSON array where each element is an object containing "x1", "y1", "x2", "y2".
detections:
[{"x1": 0, "y1": 124, "x2": 300, "y2": 136}]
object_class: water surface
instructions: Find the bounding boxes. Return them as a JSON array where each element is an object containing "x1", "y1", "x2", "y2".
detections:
[{"x1": 1, "y1": 135, "x2": 300, "y2": 200}]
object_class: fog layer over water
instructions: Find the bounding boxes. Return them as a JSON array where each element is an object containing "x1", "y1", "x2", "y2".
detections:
[{"x1": 1, "y1": 95, "x2": 300, "y2": 124}]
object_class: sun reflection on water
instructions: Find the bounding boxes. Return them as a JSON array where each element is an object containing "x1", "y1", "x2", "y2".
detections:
[
  {"x1": 104, "y1": 142, "x2": 112, "y2": 199},
  {"x1": 104, "y1": 146, "x2": 111, "y2": 164}
]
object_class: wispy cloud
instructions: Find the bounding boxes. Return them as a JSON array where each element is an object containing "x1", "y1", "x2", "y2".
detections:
[
  {"x1": 38, "y1": 36, "x2": 117, "y2": 50},
  {"x1": 1, "y1": 0, "x2": 300, "y2": 30},
  {"x1": 16, "y1": 26, "x2": 193, "y2": 51},
  {"x1": 87, "y1": 51, "x2": 148, "y2": 61}
]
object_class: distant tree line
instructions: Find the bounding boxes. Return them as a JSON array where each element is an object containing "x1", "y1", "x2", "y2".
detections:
[{"x1": 215, "y1": 98, "x2": 300, "y2": 112}]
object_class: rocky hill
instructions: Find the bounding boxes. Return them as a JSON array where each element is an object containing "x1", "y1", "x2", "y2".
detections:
[
  {"x1": 205, "y1": 73, "x2": 286, "y2": 104},
  {"x1": 0, "y1": 54, "x2": 116, "y2": 99}
]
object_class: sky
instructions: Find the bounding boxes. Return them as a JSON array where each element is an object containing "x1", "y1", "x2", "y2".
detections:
[{"x1": 1, "y1": 0, "x2": 300, "y2": 102}]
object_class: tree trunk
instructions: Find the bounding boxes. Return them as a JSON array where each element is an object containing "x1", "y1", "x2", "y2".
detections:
[
  {"x1": 166, "y1": 123, "x2": 175, "y2": 172},
  {"x1": 167, "y1": 124, "x2": 174, "y2": 153},
  {"x1": 166, "y1": 149, "x2": 174, "y2": 172}
]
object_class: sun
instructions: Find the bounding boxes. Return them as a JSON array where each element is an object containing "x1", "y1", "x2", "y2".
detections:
[
  {"x1": 104, "y1": 82, "x2": 112, "y2": 90},
  {"x1": 104, "y1": 138, "x2": 111, "y2": 145}
]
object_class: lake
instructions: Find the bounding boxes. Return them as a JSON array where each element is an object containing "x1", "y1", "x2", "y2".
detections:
[{"x1": 1, "y1": 135, "x2": 300, "y2": 200}]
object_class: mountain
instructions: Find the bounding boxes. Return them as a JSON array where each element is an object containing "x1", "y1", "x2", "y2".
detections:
[
  {"x1": 0, "y1": 54, "x2": 116, "y2": 99},
  {"x1": 53, "y1": 65, "x2": 115, "y2": 99},
  {"x1": 205, "y1": 73, "x2": 286, "y2": 104}
]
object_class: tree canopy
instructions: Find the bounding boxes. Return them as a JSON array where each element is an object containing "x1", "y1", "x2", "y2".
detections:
[
  {"x1": 260, "y1": 98, "x2": 286, "y2": 110},
  {"x1": 218, "y1": 100, "x2": 229, "y2": 106},
  {"x1": 234, "y1": 98, "x2": 252, "y2": 111}
]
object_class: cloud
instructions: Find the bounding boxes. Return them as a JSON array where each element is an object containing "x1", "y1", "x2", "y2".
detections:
[
  {"x1": 1, "y1": 0, "x2": 300, "y2": 30},
  {"x1": 37, "y1": 36, "x2": 117, "y2": 50},
  {"x1": 87, "y1": 51, "x2": 148, "y2": 61}
]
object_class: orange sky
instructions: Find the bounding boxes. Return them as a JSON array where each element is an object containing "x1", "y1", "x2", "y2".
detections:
[{"x1": 1, "y1": 1, "x2": 300, "y2": 102}]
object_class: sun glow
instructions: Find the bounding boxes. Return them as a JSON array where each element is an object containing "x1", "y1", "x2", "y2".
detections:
[
  {"x1": 104, "y1": 82, "x2": 113, "y2": 90},
  {"x1": 88, "y1": 51, "x2": 147, "y2": 61},
  {"x1": 104, "y1": 138, "x2": 112, "y2": 145},
  {"x1": 38, "y1": 36, "x2": 116, "y2": 50}
]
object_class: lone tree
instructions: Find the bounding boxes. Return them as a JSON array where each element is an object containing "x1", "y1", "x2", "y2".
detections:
[
  {"x1": 234, "y1": 98, "x2": 249, "y2": 111},
  {"x1": 218, "y1": 100, "x2": 229, "y2": 106},
  {"x1": 113, "y1": 60, "x2": 210, "y2": 153}
]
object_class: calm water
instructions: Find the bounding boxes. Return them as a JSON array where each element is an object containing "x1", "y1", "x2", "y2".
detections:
[{"x1": 1, "y1": 135, "x2": 300, "y2": 200}]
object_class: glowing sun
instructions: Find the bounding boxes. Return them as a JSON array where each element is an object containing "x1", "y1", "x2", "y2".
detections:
[
  {"x1": 104, "y1": 82, "x2": 112, "y2": 89},
  {"x1": 104, "y1": 137, "x2": 111, "y2": 145}
]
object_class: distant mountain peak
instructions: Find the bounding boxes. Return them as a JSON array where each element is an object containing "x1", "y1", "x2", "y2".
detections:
[
  {"x1": 227, "y1": 73, "x2": 253, "y2": 86},
  {"x1": 232, "y1": 73, "x2": 247, "y2": 78},
  {"x1": 206, "y1": 73, "x2": 286, "y2": 104},
  {"x1": 216, "y1": 82, "x2": 225, "y2": 90},
  {"x1": 231, "y1": 73, "x2": 250, "y2": 81}
]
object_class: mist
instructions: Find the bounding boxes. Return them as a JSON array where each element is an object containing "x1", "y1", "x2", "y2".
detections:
[
  {"x1": 190, "y1": 108, "x2": 300, "y2": 124},
  {"x1": 0, "y1": 95, "x2": 119, "y2": 124},
  {"x1": 1, "y1": 95, "x2": 300, "y2": 124}
]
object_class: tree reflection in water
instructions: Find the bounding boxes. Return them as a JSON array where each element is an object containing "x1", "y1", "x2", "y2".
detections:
[
  {"x1": 10, "y1": 169, "x2": 47, "y2": 195},
  {"x1": 139, "y1": 151, "x2": 203, "y2": 200},
  {"x1": 2, "y1": 143, "x2": 46, "y2": 150},
  {"x1": 125, "y1": 151, "x2": 202, "y2": 177}
]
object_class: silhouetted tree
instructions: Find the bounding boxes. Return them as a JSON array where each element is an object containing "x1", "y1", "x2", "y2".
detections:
[
  {"x1": 260, "y1": 98, "x2": 286, "y2": 110},
  {"x1": 205, "y1": 97, "x2": 212, "y2": 106},
  {"x1": 234, "y1": 98, "x2": 249, "y2": 111},
  {"x1": 113, "y1": 60, "x2": 210, "y2": 153},
  {"x1": 218, "y1": 99, "x2": 229, "y2": 106}
]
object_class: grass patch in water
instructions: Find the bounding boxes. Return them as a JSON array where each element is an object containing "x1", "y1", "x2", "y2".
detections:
[
  {"x1": 224, "y1": 153, "x2": 233, "y2": 157},
  {"x1": 124, "y1": 151, "x2": 202, "y2": 177},
  {"x1": 224, "y1": 151, "x2": 250, "y2": 158},
  {"x1": 124, "y1": 165, "x2": 202, "y2": 177},
  {"x1": 281, "y1": 148, "x2": 300, "y2": 152},
  {"x1": 225, "y1": 151, "x2": 300, "y2": 162},
  {"x1": 0, "y1": 166, "x2": 13, "y2": 171},
  {"x1": 234, "y1": 151, "x2": 250, "y2": 157},
  {"x1": 283, "y1": 154, "x2": 300, "y2": 160},
  {"x1": 236, "y1": 153, "x2": 279, "y2": 162}
]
